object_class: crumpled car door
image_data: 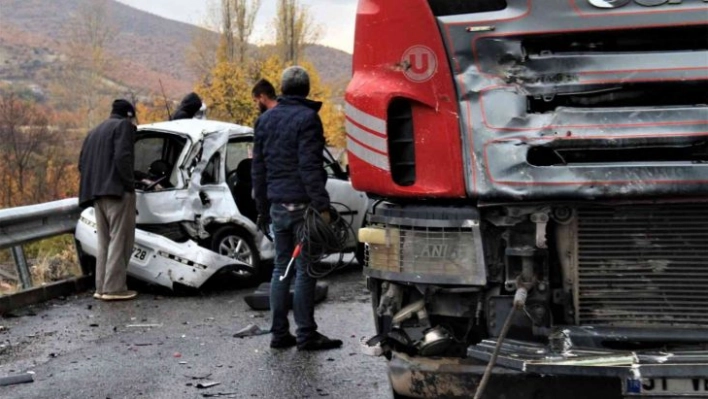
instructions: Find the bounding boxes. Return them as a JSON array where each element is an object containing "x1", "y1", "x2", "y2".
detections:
[{"x1": 187, "y1": 128, "x2": 252, "y2": 228}]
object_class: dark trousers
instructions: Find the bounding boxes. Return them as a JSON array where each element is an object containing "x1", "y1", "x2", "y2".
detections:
[{"x1": 269, "y1": 203, "x2": 318, "y2": 343}]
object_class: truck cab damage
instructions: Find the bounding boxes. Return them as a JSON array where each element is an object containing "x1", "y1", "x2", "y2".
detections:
[{"x1": 347, "y1": 0, "x2": 708, "y2": 397}]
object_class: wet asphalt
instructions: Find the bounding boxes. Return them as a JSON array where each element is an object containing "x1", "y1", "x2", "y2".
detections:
[{"x1": 0, "y1": 265, "x2": 392, "y2": 399}]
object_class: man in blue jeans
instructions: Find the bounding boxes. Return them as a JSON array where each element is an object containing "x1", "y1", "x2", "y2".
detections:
[{"x1": 252, "y1": 66, "x2": 343, "y2": 351}]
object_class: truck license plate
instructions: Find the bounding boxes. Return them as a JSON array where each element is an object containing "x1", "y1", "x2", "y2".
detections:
[{"x1": 626, "y1": 378, "x2": 708, "y2": 396}]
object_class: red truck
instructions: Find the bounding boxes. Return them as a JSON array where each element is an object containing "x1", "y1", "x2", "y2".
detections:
[{"x1": 345, "y1": 0, "x2": 708, "y2": 397}]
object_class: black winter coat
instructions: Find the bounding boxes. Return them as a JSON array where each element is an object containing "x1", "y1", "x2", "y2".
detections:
[
  {"x1": 252, "y1": 96, "x2": 330, "y2": 214},
  {"x1": 171, "y1": 92, "x2": 202, "y2": 120},
  {"x1": 78, "y1": 115, "x2": 136, "y2": 208}
]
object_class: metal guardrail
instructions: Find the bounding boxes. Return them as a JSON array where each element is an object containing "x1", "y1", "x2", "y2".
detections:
[{"x1": 0, "y1": 198, "x2": 82, "y2": 289}]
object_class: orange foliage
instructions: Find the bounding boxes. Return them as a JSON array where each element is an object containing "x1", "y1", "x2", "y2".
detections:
[{"x1": 0, "y1": 94, "x2": 81, "y2": 207}]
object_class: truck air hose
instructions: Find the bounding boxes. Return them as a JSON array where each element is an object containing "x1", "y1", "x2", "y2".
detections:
[{"x1": 296, "y1": 203, "x2": 357, "y2": 279}]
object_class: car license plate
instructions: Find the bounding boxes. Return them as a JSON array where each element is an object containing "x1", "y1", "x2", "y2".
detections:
[
  {"x1": 626, "y1": 378, "x2": 708, "y2": 396},
  {"x1": 131, "y1": 245, "x2": 151, "y2": 264}
]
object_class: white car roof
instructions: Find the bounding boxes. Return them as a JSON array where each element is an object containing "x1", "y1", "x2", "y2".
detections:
[{"x1": 138, "y1": 119, "x2": 253, "y2": 143}]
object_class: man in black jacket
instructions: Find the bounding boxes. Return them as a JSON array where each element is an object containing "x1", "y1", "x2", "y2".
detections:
[
  {"x1": 171, "y1": 92, "x2": 203, "y2": 120},
  {"x1": 79, "y1": 99, "x2": 139, "y2": 301},
  {"x1": 252, "y1": 66, "x2": 342, "y2": 351}
]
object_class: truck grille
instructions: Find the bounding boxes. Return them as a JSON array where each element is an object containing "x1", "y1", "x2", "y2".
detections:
[
  {"x1": 577, "y1": 204, "x2": 708, "y2": 327},
  {"x1": 366, "y1": 225, "x2": 486, "y2": 285}
]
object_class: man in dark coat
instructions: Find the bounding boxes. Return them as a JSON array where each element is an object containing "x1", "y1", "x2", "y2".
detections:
[
  {"x1": 252, "y1": 66, "x2": 342, "y2": 351},
  {"x1": 79, "y1": 99, "x2": 139, "y2": 301},
  {"x1": 171, "y1": 92, "x2": 203, "y2": 120}
]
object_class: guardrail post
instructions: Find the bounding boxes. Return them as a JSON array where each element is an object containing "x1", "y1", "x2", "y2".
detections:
[{"x1": 11, "y1": 245, "x2": 32, "y2": 289}]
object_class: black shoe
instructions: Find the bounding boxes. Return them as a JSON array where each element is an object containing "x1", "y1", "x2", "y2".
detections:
[
  {"x1": 297, "y1": 332, "x2": 343, "y2": 351},
  {"x1": 270, "y1": 334, "x2": 297, "y2": 349}
]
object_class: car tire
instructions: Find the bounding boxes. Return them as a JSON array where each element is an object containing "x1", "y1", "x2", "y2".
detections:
[
  {"x1": 75, "y1": 241, "x2": 96, "y2": 277},
  {"x1": 210, "y1": 225, "x2": 261, "y2": 285}
]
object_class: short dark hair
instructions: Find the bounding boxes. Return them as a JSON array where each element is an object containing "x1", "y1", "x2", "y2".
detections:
[
  {"x1": 252, "y1": 79, "x2": 276, "y2": 99},
  {"x1": 280, "y1": 66, "x2": 310, "y2": 97}
]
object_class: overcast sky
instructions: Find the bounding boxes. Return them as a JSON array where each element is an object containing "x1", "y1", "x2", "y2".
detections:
[{"x1": 115, "y1": 0, "x2": 358, "y2": 53}]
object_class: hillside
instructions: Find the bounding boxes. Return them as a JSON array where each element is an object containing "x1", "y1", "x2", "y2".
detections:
[{"x1": 0, "y1": 0, "x2": 352, "y2": 99}]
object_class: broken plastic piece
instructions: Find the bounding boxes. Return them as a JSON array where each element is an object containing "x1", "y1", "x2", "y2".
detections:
[
  {"x1": 360, "y1": 335, "x2": 385, "y2": 357},
  {"x1": 196, "y1": 381, "x2": 221, "y2": 389},
  {"x1": 0, "y1": 373, "x2": 34, "y2": 386},
  {"x1": 233, "y1": 324, "x2": 269, "y2": 338}
]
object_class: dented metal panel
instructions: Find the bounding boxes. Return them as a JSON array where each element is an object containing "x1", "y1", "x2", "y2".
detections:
[{"x1": 438, "y1": 0, "x2": 708, "y2": 200}]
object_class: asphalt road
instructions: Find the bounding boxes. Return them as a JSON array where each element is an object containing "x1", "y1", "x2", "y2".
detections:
[{"x1": 0, "y1": 266, "x2": 392, "y2": 399}]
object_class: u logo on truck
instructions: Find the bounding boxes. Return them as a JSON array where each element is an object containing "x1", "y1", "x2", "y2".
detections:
[{"x1": 402, "y1": 45, "x2": 437, "y2": 83}]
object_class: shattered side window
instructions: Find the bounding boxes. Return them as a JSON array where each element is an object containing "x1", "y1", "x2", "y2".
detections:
[
  {"x1": 226, "y1": 141, "x2": 252, "y2": 174},
  {"x1": 201, "y1": 152, "x2": 220, "y2": 185},
  {"x1": 134, "y1": 137, "x2": 164, "y2": 175}
]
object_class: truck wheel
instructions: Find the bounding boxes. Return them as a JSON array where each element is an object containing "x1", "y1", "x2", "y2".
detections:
[{"x1": 211, "y1": 226, "x2": 261, "y2": 285}]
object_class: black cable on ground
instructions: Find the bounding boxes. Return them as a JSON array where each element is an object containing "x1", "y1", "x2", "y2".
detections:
[{"x1": 296, "y1": 202, "x2": 357, "y2": 279}]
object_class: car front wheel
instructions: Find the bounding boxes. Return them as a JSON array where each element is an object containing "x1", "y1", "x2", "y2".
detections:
[{"x1": 210, "y1": 226, "x2": 261, "y2": 284}]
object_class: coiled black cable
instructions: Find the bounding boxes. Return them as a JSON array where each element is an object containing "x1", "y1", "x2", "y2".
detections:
[{"x1": 296, "y1": 202, "x2": 357, "y2": 278}]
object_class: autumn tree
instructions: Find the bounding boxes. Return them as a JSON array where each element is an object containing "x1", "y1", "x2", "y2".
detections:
[
  {"x1": 135, "y1": 96, "x2": 174, "y2": 124},
  {"x1": 197, "y1": 61, "x2": 256, "y2": 125},
  {"x1": 220, "y1": 0, "x2": 262, "y2": 63},
  {"x1": 192, "y1": 0, "x2": 345, "y2": 146},
  {"x1": 0, "y1": 92, "x2": 79, "y2": 207},
  {"x1": 58, "y1": 0, "x2": 117, "y2": 128},
  {"x1": 275, "y1": 0, "x2": 321, "y2": 63},
  {"x1": 188, "y1": 0, "x2": 261, "y2": 81}
]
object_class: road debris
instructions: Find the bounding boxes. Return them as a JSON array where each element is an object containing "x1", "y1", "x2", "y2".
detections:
[
  {"x1": 201, "y1": 393, "x2": 238, "y2": 398},
  {"x1": 185, "y1": 373, "x2": 212, "y2": 380},
  {"x1": 126, "y1": 324, "x2": 162, "y2": 328},
  {"x1": 196, "y1": 381, "x2": 221, "y2": 389},
  {"x1": 233, "y1": 324, "x2": 269, "y2": 338},
  {"x1": 0, "y1": 373, "x2": 34, "y2": 386}
]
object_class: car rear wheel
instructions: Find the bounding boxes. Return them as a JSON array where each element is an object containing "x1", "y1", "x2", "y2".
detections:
[{"x1": 210, "y1": 226, "x2": 261, "y2": 284}]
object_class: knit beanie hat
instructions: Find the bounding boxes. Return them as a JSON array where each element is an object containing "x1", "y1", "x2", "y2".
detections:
[{"x1": 111, "y1": 99, "x2": 136, "y2": 118}]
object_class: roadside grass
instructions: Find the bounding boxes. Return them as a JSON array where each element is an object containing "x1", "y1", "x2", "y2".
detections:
[{"x1": 0, "y1": 235, "x2": 81, "y2": 296}]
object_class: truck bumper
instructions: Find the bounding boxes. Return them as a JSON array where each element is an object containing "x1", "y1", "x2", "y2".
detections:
[
  {"x1": 390, "y1": 341, "x2": 708, "y2": 399},
  {"x1": 388, "y1": 352, "x2": 624, "y2": 399}
]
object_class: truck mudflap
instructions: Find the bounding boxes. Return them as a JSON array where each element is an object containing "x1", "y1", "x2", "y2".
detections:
[{"x1": 468, "y1": 339, "x2": 708, "y2": 397}]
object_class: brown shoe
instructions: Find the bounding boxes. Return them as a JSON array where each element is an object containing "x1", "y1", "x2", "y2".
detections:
[{"x1": 101, "y1": 290, "x2": 138, "y2": 301}]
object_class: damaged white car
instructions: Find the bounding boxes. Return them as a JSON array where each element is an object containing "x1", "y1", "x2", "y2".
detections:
[{"x1": 75, "y1": 119, "x2": 368, "y2": 291}]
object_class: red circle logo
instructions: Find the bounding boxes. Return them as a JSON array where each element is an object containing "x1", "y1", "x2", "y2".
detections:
[{"x1": 402, "y1": 46, "x2": 438, "y2": 83}]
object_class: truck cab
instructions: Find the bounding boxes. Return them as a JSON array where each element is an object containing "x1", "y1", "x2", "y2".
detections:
[{"x1": 346, "y1": 1, "x2": 708, "y2": 397}]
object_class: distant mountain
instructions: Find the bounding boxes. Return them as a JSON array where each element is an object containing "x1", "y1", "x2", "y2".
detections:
[{"x1": 0, "y1": 0, "x2": 352, "y2": 99}]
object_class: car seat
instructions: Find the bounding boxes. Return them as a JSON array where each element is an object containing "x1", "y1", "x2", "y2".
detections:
[
  {"x1": 148, "y1": 160, "x2": 173, "y2": 188},
  {"x1": 233, "y1": 159, "x2": 257, "y2": 223}
]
